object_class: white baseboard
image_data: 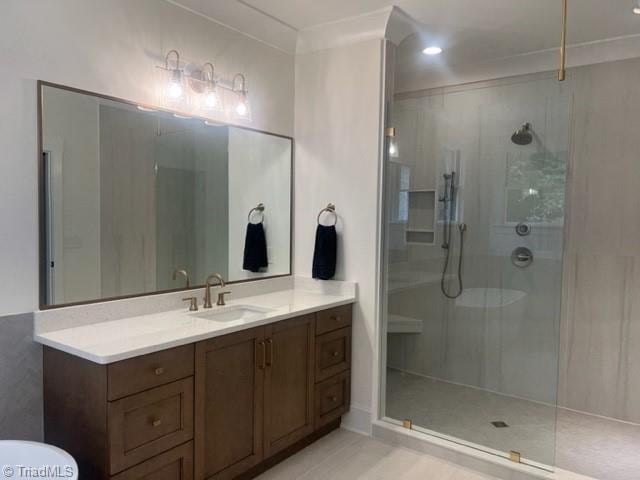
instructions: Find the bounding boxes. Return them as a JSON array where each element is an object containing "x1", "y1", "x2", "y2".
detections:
[{"x1": 341, "y1": 404, "x2": 372, "y2": 436}]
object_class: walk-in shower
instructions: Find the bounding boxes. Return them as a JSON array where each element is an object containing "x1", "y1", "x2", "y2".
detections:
[{"x1": 383, "y1": 74, "x2": 570, "y2": 471}]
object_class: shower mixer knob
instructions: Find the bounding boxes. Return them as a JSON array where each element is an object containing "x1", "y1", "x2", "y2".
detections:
[{"x1": 515, "y1": 223, "x2": 531, "y2": 236}]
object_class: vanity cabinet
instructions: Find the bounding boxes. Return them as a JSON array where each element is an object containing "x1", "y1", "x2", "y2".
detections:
[
  {"x1": 195, "y1": 327, "x2": 265, "y2": 480},
  {"x1": 43, "y1": 304, "x2": 352, "y2": 480}
]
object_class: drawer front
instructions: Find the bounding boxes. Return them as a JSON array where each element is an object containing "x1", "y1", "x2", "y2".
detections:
[
  {"x1": 316, "y1": 304, "x2": 352, "y2": 336},
  {"x1": 110, "y1": 442, "x2": 193, "y2": 480},
  {"x1": 108, "y1": 345, "x2": 194, "y2": 400},
  {"x1": 109, "y1": 378, "x2": 194, "y2": 474},
  {"x1": 315, "y1": 327, "x2": 351, "y2": 382},
  {"x1": 314, "y1": 371, "x2": 350, "y2": 429}
]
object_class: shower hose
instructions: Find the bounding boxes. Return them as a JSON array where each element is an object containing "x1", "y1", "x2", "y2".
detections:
[{"x1": 440, "y1": 172, "x2": 465, "y2": 299}]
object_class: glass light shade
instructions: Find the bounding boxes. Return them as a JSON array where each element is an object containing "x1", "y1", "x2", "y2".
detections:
[
  {"x1": 162, "y1": 68, "x2": 186, "y2": 105},
  {"x1": 233, "y1": 91, "x2": 251, "y2": 120},
  {"x1": 202, "y1": 83, "x2": 223, "y2": 113}
]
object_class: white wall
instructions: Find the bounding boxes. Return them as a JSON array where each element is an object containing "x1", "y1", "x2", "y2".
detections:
[
  {"x1": 295, "y1": 39, "x2": 385, "y2": 433},
  {"x1": 228, "y1": 128, "x2": 292, "y2": 280},
  {"x1": 0, "y1": 0, "x2": 294, "y2": 315}
]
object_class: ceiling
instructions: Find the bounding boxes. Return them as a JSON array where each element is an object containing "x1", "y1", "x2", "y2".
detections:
[{"x1": 172, "y1": 0, "x2": 640, "y2": 59}]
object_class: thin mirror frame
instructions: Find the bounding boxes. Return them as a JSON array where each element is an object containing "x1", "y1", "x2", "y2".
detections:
[{"x1": 37, "y1": 80, "x2": 294, "y2": 310}]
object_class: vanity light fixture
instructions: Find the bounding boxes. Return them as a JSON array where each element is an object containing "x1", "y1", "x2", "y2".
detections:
[
  {"x1": 157, "y1": 50, "x2": 252, "y2": 122},
  {"x1": 634, "y1": 0, "x2": 640, "y2": 14},
  {"x1": 423, "y1": 46, "x2": 443, "y2": 56},
  {"x1": 232, "y1": 73, "x2": 251, "y2": 119}
]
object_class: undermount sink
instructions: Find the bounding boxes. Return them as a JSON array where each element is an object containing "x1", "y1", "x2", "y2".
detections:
[{"x1": 190, "y1": 305, "x2": 274, "y2": 322}]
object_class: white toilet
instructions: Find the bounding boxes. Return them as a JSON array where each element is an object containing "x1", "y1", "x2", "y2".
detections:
[{"x1": 0, "y1": 441, "x2": 78, "y2": 480}]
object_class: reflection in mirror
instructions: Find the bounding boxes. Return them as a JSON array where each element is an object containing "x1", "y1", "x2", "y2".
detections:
[{"x1": 40, "y1": 84, "x2": 292, "y2": 307}]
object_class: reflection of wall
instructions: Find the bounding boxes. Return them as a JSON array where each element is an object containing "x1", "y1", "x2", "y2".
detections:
[
  {"x1": 42, "y1": 87, "x2": 101, "y2": 304},
  {"x1": 228, "y1": 128, "x2": 291, "y2": 280},
  {"x1": 156, "y1": 124, "x2": 229, "y2": 288},
  {"x1": 100, "y1": 105, "x2": 157, "y2": 298}
]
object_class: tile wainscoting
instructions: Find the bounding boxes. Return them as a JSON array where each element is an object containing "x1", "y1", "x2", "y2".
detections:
[{"x1": 0, "y1": 312, "x2": 42, "y2": 440}]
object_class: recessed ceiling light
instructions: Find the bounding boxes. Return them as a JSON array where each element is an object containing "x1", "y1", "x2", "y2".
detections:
[{"x1": 423, "y1": 46, "x2": 443, "y2": 56}]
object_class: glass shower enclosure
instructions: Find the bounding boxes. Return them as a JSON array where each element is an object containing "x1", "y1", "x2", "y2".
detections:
[{"x1": 381, "y1": 74, "x2": 571, "y2": 470}]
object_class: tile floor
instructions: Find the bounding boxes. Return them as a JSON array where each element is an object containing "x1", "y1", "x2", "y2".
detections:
[
  {"x1": 386, "y1": 369, "x2": 640, "y2": 480},
  {"x1": 256, "y1": 428, "x2": 500, "y2": 480}
]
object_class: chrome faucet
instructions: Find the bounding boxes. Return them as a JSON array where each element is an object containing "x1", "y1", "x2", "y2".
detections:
[
  {"x1": 204, "y1": 273, "x2": 231, "y2": 308},
  {"x1": 172, "y1": 269, "x2": 191, "y2": 288}
]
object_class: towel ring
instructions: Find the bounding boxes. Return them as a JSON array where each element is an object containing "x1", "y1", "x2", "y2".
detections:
[
  {"x1": 317, "y1": 203, "x2": 337, "y2": 226},
  {"x1": 248, "y1": 203, "x2": 265, "y2": 223}
]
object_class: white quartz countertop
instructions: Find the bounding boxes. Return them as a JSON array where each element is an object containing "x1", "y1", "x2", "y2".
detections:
[{"x1": 34, "y1": 285, "x2": 355, "y2": 364}]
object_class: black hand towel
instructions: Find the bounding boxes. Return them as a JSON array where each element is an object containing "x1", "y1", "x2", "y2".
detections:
[
  {"x1": 243, "y1": 222, "x2": 268, "y2": 272},
  {"x1": 312, "y1": 225, "x2": 337, "y2": 280}
]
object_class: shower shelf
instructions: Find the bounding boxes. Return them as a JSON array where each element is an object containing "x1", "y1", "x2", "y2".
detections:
[
  {"x1": 405, "y1": 190, "x2": 437, "y2": 246},
  {"x1": 387, "y1": 314, "x2": 423, "y2": 334}
]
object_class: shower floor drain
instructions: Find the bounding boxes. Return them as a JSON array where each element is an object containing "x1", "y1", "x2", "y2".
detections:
[{"x1": 491, "y1": 421, "x2": 509, "y2": 428}]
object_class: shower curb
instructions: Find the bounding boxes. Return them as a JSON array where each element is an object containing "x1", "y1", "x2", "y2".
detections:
[{"x1": 372, "y1": 420, "x2": 552, "y2": 480}]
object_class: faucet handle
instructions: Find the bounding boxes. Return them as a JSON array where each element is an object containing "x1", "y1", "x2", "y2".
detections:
[
  {"x1": 216, "y1": 291, "x2": 232, "y2": 307},
  {"x1": 182, "y1": 297, "x2": 199, "y2": 311}
]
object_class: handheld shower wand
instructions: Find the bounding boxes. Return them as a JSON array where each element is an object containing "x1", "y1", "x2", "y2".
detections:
[{"x1": 440, "y1": 171, "x2": 466, "y2": 299}]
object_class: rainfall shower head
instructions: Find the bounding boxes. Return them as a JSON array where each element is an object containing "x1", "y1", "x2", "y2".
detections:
[{"x1": 511, "y1": 123, "x2": 533, "y2": 145}]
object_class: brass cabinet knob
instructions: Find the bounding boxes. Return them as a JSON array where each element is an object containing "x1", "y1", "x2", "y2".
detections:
[
  {"x1": 332, "y1": 351, "x2": 339, "y2": 357},
  {"x1": 331, "y1": 316, "x2": 341, "y2": 322},
  {"x1": 154, "y1": 367, "x2": 165, "y2": 376},
  {"x1": 151, "y1": 418, "x2": 162, "y2": 427},
  {"x1": 329, "y1": 396, "x2": 338, "y2": 403}
]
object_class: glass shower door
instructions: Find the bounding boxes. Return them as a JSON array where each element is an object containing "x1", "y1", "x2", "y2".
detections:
[{"x1": 383, "y1": 75, "x2": 571, "y2": 469}]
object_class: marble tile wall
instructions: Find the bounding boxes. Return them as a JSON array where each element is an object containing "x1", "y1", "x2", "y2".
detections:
[
  {"x1": 558, "y1": 57, "x2": 640, "y2": 424},
  {"x1": 0, "y1": 312, "x2": 42, "y2": 440}
]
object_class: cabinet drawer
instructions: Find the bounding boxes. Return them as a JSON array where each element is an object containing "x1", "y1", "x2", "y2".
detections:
[
  {"x1": 316, "y1": 305, "x2": 352, "y2": 336},
  {"x1": 109, "y1": 378, "x2": 194, "y2": 474},
  {"x1": 108, "y1": 345, "x2": 194, "y2": 400},
  {"x1": 315, "y1": 327, "x2": 351, "y2": 382},
  {"x1": 314, "y1": 371, "x2": 350, "y2": 429},
  {"x1": 110, "y1": 442, "x2": 193, "y2": 480}
]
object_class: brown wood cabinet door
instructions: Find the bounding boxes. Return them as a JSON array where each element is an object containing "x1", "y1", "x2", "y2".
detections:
[
  {"x1": 263, "y1": 314, "x2": 315, "y2": 458},
  {"x1": 195, "y1": 327, "x2": 265, "y2": 480},
  {"x1": 110, "y1": 442, "x2": 193, "y2": 480}
]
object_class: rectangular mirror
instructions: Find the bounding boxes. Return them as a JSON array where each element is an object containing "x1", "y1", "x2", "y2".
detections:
[{"x1": 39, "y1": 83, "x2": 292, "y2": 308}]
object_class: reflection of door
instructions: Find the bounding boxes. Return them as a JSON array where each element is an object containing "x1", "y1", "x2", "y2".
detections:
[{"x1": 42, "y1": 138, "x2": 65, "y2": 304}]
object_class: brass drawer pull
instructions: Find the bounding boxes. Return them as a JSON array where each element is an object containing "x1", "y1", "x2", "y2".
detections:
[
  {"x1": 331, "y1": 316, "x2": 342, "y2": 322},
  {"x1": 151, "y1": 418, "x2": 162, "y2": 427},
  {"x1": 332, "y1": 351, "x2": 340, "y2": 357},
  {"x1": 329, "y1": 396, "x2": 338, "y2": 403},
  {"x1": 257, "y1": 341, "x2": 266, "y2": 369},
  {"x1": 154, "y1": 367, "x2": 165, "y2": 376},
  {"x1": 265, "y1": 338, "x2": 273, "y2": 367}
]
